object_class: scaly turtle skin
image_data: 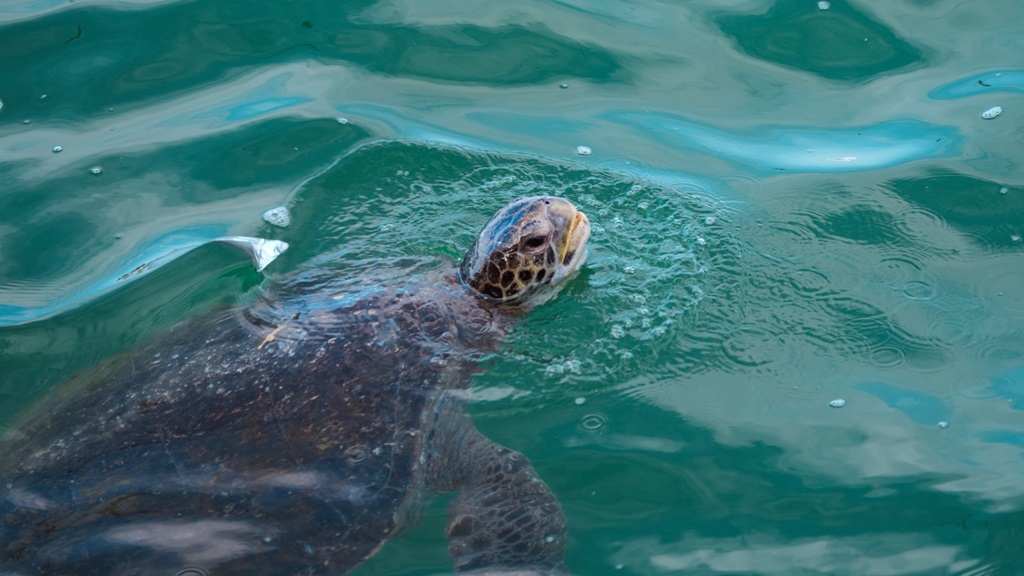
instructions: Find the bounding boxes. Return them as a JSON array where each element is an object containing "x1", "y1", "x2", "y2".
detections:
[{"x1": 0, "y1": 196, "x2": 591, "y2": 576}]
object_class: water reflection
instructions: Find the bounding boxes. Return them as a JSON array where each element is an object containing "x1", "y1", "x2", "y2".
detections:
[
  {"x1": 929, "y1": 70, "x2": 1024, "y2": 100},
  {"x1": 0, "y1": 1, "x2": 624, "y2": 120},
  {"x1": 715, "y1": 0, "x2": 924, "y2": 82},
  {"x1": 989, "y1": 367, "x2": 1024, "y2": 409},
  {"x1": 0, "y1": 115, "x2": 366, "y2": 324},
  {"x1": 624, "y1": 534, "x2": 970, "y2": 574},
  {"x1": 103, "y1": 520, "x2": 274, "y2": 566},
  {"x1": 541, "y1": 398, "x2": 1015, "y2": 575},
  {"x1": 855, "y1": 381, "x2": 951, "y2": 425},
  {"x1": 605, "y1": 111, "x2": 957, "y2": 172},
  {"x1": 0, "y1": 226, "x2": 227, "y2": 323},
  {"x1": 886, "y1": 173, "x2": 1023, "y2": 249}
]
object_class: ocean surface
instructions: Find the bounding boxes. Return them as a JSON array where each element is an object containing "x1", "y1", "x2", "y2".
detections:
[{"x1": 1, "y1": 0, "x2": 1023, "y2": 574}]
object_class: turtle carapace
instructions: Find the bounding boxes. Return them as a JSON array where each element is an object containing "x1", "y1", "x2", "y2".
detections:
[{"x1": 0, "y1": 196, "x2": 590, "y2": 576}]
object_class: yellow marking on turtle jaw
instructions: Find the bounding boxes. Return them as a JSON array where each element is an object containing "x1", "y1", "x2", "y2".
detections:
[
  {"x1": 559, "y1": 210, "x2": 585, "y2": 264},
  {"x1": 258, "y1": 323, "x2": 287, "y2": 350}
]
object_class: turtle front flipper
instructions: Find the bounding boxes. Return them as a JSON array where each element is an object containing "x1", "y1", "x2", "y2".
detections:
[{"x1": 427, "y1": 408, "x2": 567, "y2": 575}]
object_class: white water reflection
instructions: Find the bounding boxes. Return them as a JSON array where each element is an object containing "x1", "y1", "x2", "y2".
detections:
[
  {"x1": 633, "y1": 361, "x2": 1024, "y2": 512},
  {"x1": 0, "y1": 0, "x2": 181, "y2": 24},
  {"x1": 617, "y1": 534, "x2": 977, "y2": 575},
  {"x1": 605, "y1": 111, "x2": 959, "y2": 173},
  {"x1": 104, "y1": 520, "x2": 275, "y2": 565},
  {"x1": 0, "y1": 232, "x2": 285, "y2": 323}
]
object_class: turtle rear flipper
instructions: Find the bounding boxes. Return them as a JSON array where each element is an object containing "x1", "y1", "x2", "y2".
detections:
[{"x1": 428, "y1": 411, "x2": 567, "y2": 575}]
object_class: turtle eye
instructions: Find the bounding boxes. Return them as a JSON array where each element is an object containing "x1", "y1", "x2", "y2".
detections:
[{"x1": 520, "y1": 234, "x2": 549, "y2": 252}]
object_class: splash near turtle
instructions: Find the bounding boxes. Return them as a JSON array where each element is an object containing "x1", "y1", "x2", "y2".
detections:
[{"x1": 0, "y1": 196, "x2": 590, "y2": 575}]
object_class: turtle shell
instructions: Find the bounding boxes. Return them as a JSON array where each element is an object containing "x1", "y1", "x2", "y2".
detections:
[{"x1": 0, "y1": 263, "x2": 505, "y2": 575}]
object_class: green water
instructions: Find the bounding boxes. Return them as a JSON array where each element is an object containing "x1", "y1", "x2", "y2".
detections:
[{"x1": 1, "y1": 0, "x2": 1023, "y2": 573}]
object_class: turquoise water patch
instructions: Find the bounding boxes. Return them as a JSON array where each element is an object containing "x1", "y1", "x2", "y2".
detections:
[
  {"x1": 990, "y1": 367, "x2": 1024, "y2": 409},
  {"x1": 604, "y1": 111, "x2": 958, "y2": 172},
  {"x1": 929, "y1": 70, "x2": 1024, "y2": 99},
  {"x1": 856, "y1": 381, "x2": 950, "y2": 425},
  {"x1": 981, "y1": 430, "x2": 1024, "y2": 448}
]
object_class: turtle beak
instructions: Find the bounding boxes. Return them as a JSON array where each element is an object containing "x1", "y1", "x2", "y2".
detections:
[{"x1": 559, "y1": 209, "x2": 590, "y2": 266}]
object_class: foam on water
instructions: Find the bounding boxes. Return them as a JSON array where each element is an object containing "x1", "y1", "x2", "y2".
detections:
[
  {"x1": 981, "y1": 106, "x2": 1003, "y2": 119},
  {"x1": 261, "y1": 206, "x2": 291, "y2": 228}
]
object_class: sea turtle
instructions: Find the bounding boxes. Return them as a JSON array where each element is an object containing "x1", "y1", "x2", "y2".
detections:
[{"x1": 0, "y1": 196, "x2": 591, "y2": 575}]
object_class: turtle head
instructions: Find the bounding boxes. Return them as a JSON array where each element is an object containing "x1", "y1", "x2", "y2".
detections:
[{"x1": 459, "y1": 196, "x2": 590, "y2": 308}]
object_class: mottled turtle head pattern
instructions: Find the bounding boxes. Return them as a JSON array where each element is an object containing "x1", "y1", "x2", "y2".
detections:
[{"x1": 460, "y1": 196, "x2": 590, "y2": 307}]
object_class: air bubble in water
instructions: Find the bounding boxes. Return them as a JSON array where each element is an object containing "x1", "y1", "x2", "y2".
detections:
[
  {"x1": 576, "y1": 145, "x2": 592, "y2": 156},
  {"x1": 336, "y1": 117, "x2": 349, "y2": 124},
  {"x1": 89, "y1": 166, "x2": 102, "y2": 175},
  {"x1": 705, "y1": 216, "x2": 716, "y2": 225},
  {"x1": 546, "y1": 359, "x2": 580, "y2": 377},
  {"x1": 999, "y1": 187, "x2": 1009, "y2": 194},
  {"x1": 52, "y1": 145, "x2": 63, "y2": 153},
  {"x1": 817, "y1": 1, "x2": 831, "y2": 9},
  {"x1": 981, "y1": 106, "x2": 1002, "y2": 119},
  {"x1": 938, "y1": 421, "x2": 949, "y2": 429},
  {"x1": 829, "y1": 398, "x2": 846, "y2": 408},
  {"x1": 1011, "y1": 234, "x2": 1021, "y2": 243},
  {"x1": 574, "y1": 397, "x2": 586, "y2": 405},
  {"x1": 559, "y1": 83, "x2": 569, "y2": 89},
  {"x1": 262, "y1": 206, "x2": 291, "y2": 228}
]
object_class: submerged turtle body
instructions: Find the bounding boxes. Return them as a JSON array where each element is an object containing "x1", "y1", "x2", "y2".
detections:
[{"x1": 0, "y1": 196, "x2": 591, "y2": 575}]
